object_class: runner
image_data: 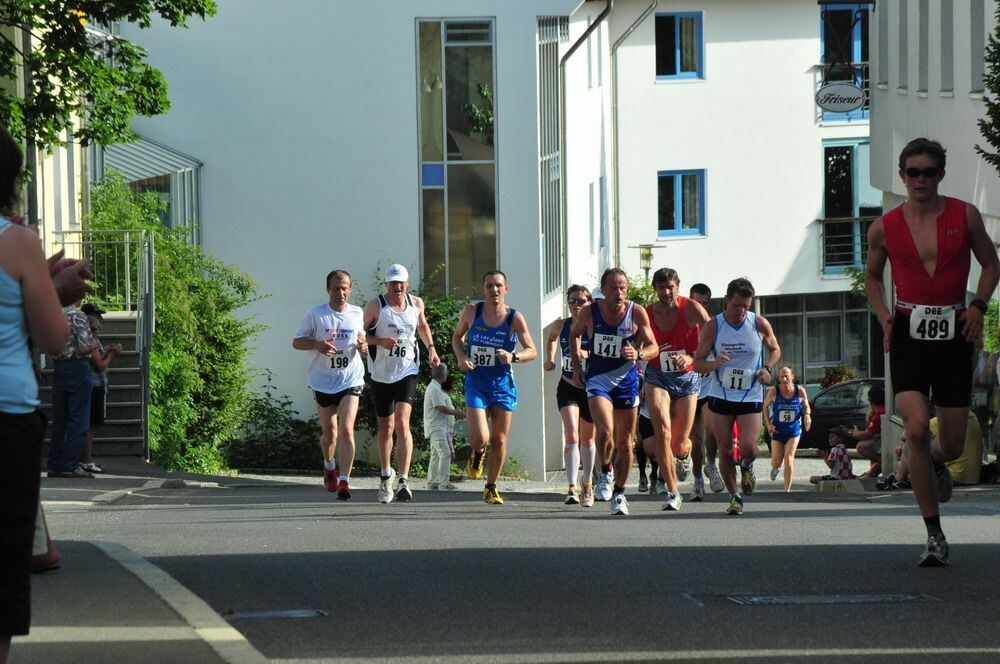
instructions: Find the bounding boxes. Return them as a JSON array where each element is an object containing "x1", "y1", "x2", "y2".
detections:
[
  {"x1": 452, "y1": 271, "x2": 537, "y2": 505},
  {"x1": 364, "y1": 264, "x2": 440, "y2": 503},
  {"x1": 543, "y1": 285, "x2": 596, "y2": 506},
  {"x1": 569, "y1": 268, "x2": 656, "y2": 516},
  {"x1": 643, "y1": 268, "x2": 710, "y2": 511},
  {"x1": 864, "y1": 138, "x2": 999, "y2": 566},
  {"x1": 693, "y1": 277, "x2": 781, "y2": 515},
  {"x1": 763, "y1": 366, "x2": 811, "y2": 492},
  {"x1": 688, "y1": 283, "x2": 724, "y2": 500},
  {"x1": 292, "y1": 269, "x2": 368, "y2": 500}
]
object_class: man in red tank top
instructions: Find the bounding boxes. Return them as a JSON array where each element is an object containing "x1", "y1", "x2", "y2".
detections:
[
  {"x1": 865, "y1": 138, "x2": 999, "y2": 567},
  {"x1": 643, "y1": 268, "x2": 710, "y2": 510}
]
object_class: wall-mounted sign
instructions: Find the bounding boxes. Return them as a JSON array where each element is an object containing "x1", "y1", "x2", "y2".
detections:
[{"x1": 815, "y1": 83, "x2": 866, "y2": 113}]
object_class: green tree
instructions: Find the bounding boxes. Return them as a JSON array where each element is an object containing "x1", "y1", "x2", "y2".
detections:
[
  {"x1": 0, "y1": 0, "x2": 216, "y2": 149},
  {"x1": 976, "y1": 0, "x2": 1000, "y2": 171},
  {"x1": 87, "y1": 172, "x2": 261, "y2": 472}
]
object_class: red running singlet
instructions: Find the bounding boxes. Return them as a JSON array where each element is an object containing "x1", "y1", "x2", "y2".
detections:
[
  {"x1": 645, "y1": 296, "x2": 700, "y2": 373},
  {"x1": 883, "y1": 196, "x2": 970, "y2": 311}
]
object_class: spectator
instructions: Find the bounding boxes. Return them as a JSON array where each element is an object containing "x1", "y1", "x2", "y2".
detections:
[
  {"x1": 0, "y1": 125, "x2": 70, "y2": 664},
  {"x1": 877, "y1": 435, "x2": 912, "y2": 491},
  {"x1": 851, "y1": 385, "x2": 886, "y2": 478},
  {"x1": 47, "y1": 298, "x2": 96, "y2": 478},
  {"x1": 810, "y1": 426, "x2": 854, "y2": 484},
  {"x1": 935, "y1": 412, "x2": 984, "y2": 486},
  {"x1": 79, "y1": 303, "x2": 122, "y2": 474},
  {"x1": 423, "y1": 363, "x2": 464, "y2": 490}
]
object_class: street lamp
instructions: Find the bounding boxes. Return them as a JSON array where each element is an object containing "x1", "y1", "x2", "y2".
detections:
[{"x1": 637, "y1": 244, "x2": 654, "y2": 282}]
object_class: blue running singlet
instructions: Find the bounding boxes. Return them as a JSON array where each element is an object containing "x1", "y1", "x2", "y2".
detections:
[{"x1": 465, "y1": 301, "x2": 519, "y2": 411}]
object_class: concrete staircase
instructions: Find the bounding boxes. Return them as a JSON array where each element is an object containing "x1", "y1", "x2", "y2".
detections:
[{"x1": 39, "y1": 311, "x2": 146, "y2": 458}]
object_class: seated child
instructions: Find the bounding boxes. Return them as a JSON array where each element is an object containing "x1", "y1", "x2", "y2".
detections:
[{"x1": 810, "y1": 426, "x2": 854, "y2": 484}]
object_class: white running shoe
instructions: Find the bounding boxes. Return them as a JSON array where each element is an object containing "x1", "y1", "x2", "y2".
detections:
[
  {"x1": 706, "y1": 464, "x2": 724, "y2": 493},
  {"x1": 595, "y1": 472, "x2": 614, "y2": 502},
  {"x1": 377, "y1": 469, "x2": 396, "y2": 503},
  {"x1": 610, "y1": 493, "x2": 630, "y2": 516},
  {"x1": 675, "y1": 456, "x2": 692, "y2": 482},
  {"x1": 770, "y1": 465, "x2": 781, "y2": 482},
  {"x1": 654, "y1": 480, "x2": 668, "y2": 495},
  {"x1": 690, "y1": 477, "x2": 705, "y2": 502},
  {"x1": 662, "y1": 491, "x2": 683, "y2": 511}
]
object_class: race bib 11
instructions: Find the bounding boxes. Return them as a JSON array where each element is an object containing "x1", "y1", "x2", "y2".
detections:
[
  {"x1": 660, "y1": 350, "x2": 683, "y2": 372},
  {"x1": 722, "y1": 367, "x2": 750, "y2": 391}
]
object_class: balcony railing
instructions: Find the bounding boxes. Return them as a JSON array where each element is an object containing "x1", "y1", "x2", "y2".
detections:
[
  {"x1": 820, "y1": 216, "x2": 876, "y2": 273},
  {"x1": 816, "y1": 61, "x2": 870, "y2": 122}
]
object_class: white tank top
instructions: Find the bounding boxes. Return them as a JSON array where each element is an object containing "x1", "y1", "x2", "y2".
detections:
[
  {"x1": 706, "y1": 311, "x2": 764, "y2": 403},
  {"x1": 293, "y1": 303, "x2": 366, "y2": 394},
  {"x1": 368, "y1": 293, "x2": 420, "y2": 383}
]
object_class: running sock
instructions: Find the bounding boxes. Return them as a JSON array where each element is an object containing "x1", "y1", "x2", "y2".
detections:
[
  {"x1": 323, "y1": 459, "x2": 336, "y2": 471},
  {"x1": 612, "y1": 486, "x2": 624, "y2": 496},
  {"x1": 601, "y1": 463, "x2": 612, "y2": 475},
  {"x1": 338, "y1": 474, "x2": 348, "y2": 482},
  {"x1": 485, "y1": 483, "x2": 497, "y2": 490},
  {"x1": 580, "y1": 444, "x2": 596, "y2": 483},
  {"x1": 924, "y1": 515, "x2": 943, "y2": 536},
  {"x1": 380, "y1": 467, "x2": 391, "y2": 478},
  {"x1": 564, "y1": 444, "x2": 580, "y2": 486}
]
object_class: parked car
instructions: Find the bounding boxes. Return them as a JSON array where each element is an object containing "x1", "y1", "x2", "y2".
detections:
[{"x1": 797, "y1": 378, "x2": 885, "y2": 449}]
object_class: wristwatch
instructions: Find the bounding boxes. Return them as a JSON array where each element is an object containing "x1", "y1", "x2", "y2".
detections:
[
  {"x1": 512, "y1": 352, "x2": 520, "y2": 363},
  {"x1": 970, "y1": 298, "x2": 988, "y2": 313}
]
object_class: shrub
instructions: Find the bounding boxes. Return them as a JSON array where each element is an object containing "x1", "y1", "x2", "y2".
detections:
[
  {"x1": 820, "y1": 365, "x2": 856, "y2": 389},
  {"x1": 87, "y1": 172, "x2": 262, "y2": 472}
]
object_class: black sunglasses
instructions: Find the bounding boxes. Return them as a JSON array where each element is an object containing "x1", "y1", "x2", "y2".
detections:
[
  {"x1": 904, "y1": 167, "x2": 941, "y2": 178},
  {"x1": 567, "y1": 297, "x2": 588, "y2": 305}
]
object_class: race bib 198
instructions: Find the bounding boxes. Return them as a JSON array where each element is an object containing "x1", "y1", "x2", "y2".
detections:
[
  {"x1": 722, "y1": 367, "x2": 750, "y2": 391},
  {"x1": 330, "y1": 353, "x2": 351, "y2": 370},
  {"x1": 909, "y1": 306, "x2": 955, "y2": 341},
  {"x1": 470, "y1": 345, "x2": 496, "y2": 367},
  {"x1": 593, "y1": 333, "x2": 622, "y2": 359}
]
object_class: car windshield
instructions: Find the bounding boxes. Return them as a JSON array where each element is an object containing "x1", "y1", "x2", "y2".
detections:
[{"x1": 814, "y1": 383, "x2": 859, "y2": 408}]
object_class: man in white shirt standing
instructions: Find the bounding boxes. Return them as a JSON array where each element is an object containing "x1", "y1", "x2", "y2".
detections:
[
  {"x1": 423, "y1": 363, "x2": 465, "y2": 490},
  {"x1": 292, "y1": 269, "x2": 367, "y2": 500}
]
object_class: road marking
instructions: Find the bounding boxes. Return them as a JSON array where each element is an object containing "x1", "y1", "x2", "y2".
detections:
[
  {"x1": 225, "y1": 609, "x2": 328, "y2": 619},
  {"x1": 274, "y1": 647, "x2": 1000, "y2": 663},
  {"x1": 16, "y1": 626, "x2": 198, "y2": 643},
  {"x1": 93, "y1": 541, "x2": 268, "y2": 664},
  {"x1": 728, "y1": 593, "x2": 940, "y2": 606}
]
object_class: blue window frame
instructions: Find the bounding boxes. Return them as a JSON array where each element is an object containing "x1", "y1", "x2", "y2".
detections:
[
  {"x1": 655, "y1": 13, "x2": 703, "y2": 79},
  {"x1": 820, "y1": 3, "x2": 870, "y2": 121},
  {"x1": 657, "y1": 170, "x2": 705, "y2": 237}
]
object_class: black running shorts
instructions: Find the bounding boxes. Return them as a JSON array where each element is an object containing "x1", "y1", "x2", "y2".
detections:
[
  {"x1": 637, "y1": 413, "x2": 654, "y2": 440},
  {"x1": 372, "y1": 375, "x2": 419, "y2": 417},
  {"x1": 707, "y1": 397, "x2": 763, "y2": 416},
  {"x1": 314, "y1": 385, "x2": 364, "y2": 409},
  {"x1": 555, "y1": 379, "x2": 593, "y2": 423},
  {"x1": 889, "y1": 312, "x2": 973, "y2": 408}
]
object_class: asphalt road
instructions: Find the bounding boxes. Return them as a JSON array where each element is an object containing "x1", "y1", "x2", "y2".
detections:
[{"x1": 42, "y1": 465, "x2": 1000, "y2": 663}]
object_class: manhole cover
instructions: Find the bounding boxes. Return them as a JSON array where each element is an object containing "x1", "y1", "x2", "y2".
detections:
[{"x1": 728, "y1": 593, "x2": 940, "y2": 606}]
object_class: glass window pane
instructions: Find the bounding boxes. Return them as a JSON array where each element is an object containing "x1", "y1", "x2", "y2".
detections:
[
  {"x1": 655, "y1": 16, "x2": 677, "y2": 76},
  {"x1": 844, "y1": 311, "x2": 869, "y2": 377},
  {"x1": 805, "y1": 292, "x2": 841, "y2": 311},
  {"x1": 679, "y1": 17, "x2": 698, "y2": 73},
  {"x1": 824, "y1": 221, "x2": 855, "y2": 267},
  {"x1": 762, "y1": 294, "x2": 802, "y2": 315},
  {"x1": 447, "y1": 164, "x2": 496, "y2": 296},
  {"x1": 770, "y1": 315, "x2": 803, "y2": 381},
  {"x1": 419, "y1": 22, "x2": 444, "y2": 162},
  {"x1": 824, "y1": 146, "x2": 854, "y2": 218},
  {"x1": 807, "y1": 315, "x2": 842, "y2": 363},
  {"x1": 422, "y1": 189, "x2": 446, "y2": 296},
  {"x1": 823, "y1": 9, "x2": 854, "y2": 82},
  {"x1": 658, "y1": 174, "x2": 676, "y2": 232},
  {"x1": 446, "y1": 21, "x2": 491, "y2": 43},
  {"x1": 446, "y1": 46, "x2": 494, "y2": 161},
  {"x1": 813, "y1": 382, "x2": 859, "y2": 408},
  {"x1": 681, "y1": 173, "x2": 700, "y2": 229},
  {"x1": 844, "y1": 291, "x2": 867, "y2": 310}
]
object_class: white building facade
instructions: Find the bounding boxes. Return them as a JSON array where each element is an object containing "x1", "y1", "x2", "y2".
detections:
[{"x1": 123, "y1": 0, "x2": 883, "y2": 478}]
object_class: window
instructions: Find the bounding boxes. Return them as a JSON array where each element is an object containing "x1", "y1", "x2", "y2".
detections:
[
  {"x1": 941, "y1": 0, "x2": 954, "y2": 92},
  {"x1": 657, "y1": 170, "x2": 705, "y2": 236},
  {"x1": 538, "y1": 16, "x2": 568, "y2": 295},
  {"x1": 918, "y1": 0, "x2": 929, "y2": 92},
  {"x1": 898, "y1": 1, "x2": 908, "y2": 89},
  {"x1": 655, "y1": 13, "x2": 703, "y2": 79},
  {"x1": 820, "y1": 4, "x2": 870, "y2": 121},
  {"x1": 971, "y1": 0, "x2": 986, "y2": 93},
  {"x1": 876, "y1": 2, "x2": 888, "y2": 85},
  {"x1": 821, "y1": 140, "x2": 882, "y2": 272},
  {"x1": 417, "y1": 20, "x2": 498, "y2": 296}
]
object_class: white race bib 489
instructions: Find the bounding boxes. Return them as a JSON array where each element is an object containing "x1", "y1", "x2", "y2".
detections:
[
  {"x1": 593, "y1": 333, "x2": 622, "y2": 359},
  {"x1": 909, "y1": 306, "x2": 955, "y2": 341},
  {"x1": 470, "y1": 345, "x2": 496, "y2": 367}
]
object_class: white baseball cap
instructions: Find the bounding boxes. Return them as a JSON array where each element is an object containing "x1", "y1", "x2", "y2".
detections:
[
  {"x1": 591, "y1": 286, "x2": 605, "y2": 300},
  {"x1": 383, "y1": 264, "x2": 409, "y2": 283}
]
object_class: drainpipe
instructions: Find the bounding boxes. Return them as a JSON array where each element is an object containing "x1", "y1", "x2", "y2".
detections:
[
  {"x1": 610, "y1": 0, "x2": 657, "y2": 267},
  {"x1": 560, "y1": 0, "x2": 613, "y2": 294},
  {"x1": 19, "y1": 26, "x2": 39, "y2": 229}
]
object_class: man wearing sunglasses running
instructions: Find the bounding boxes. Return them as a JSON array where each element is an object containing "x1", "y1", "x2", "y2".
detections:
[{"x1": 865, "y1": 138, "x2": 999, "y2": 567}]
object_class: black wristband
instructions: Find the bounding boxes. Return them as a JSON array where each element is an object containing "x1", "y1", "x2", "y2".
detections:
[
  {"x1": 970, "y1": 298, "x2": 988, "y2": 313},
  {"x1": 763, "y1": 365, "x2": 774, "y2": 375},
  {"x1": 512, "y1": 352, "x2": 519, "y2": 363}
]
